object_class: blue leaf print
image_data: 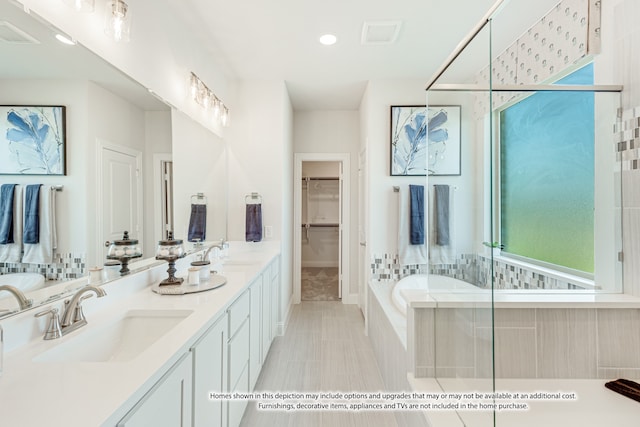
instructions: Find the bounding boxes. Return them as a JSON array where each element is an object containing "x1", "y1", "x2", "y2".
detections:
[
  {"x1": 5, "y1": 107, "x2": 63, "y2": 174},
  {"x1": 429, "y1": 128, "x2": 449, "y2": 143}
]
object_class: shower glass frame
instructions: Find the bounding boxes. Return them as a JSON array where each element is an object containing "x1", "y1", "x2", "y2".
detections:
[{"x1": 425, "y1": 0, "x2": 623, "y2": 426}]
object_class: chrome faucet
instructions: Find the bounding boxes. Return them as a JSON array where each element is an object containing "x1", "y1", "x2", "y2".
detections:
[
  {"x1": 60, "y1": 286, "x2": 107, "y2": 335},
  {"x1": 201, "y1": 239, "x2": 228, "y2": 261},
  {"x1": 0, "y1": 285, "x2": 33, "y2": 310}
]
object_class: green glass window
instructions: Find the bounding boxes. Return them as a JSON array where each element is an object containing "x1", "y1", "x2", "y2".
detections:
[{"x1": 499, "y1": 63, "x2": 594, "y2": 274}]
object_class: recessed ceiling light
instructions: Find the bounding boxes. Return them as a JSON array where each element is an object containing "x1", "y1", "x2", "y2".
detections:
[
  {"x1": 319, "y1": 34, "x2": 337, "y2": 46},
  {"x1": 55, "y1": 33, "x2": 76, "y2": 45}
]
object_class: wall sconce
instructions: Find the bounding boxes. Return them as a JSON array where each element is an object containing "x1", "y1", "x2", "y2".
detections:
[
  {"x1": 190, "y1": 72, "x2": 230, "y2": 127},
  {"x1": 62, "y1": 0, "x2": 95, "y2": 12},
  {"x1": 104, "y1": 0, "x2": 131, "y2": 42}
]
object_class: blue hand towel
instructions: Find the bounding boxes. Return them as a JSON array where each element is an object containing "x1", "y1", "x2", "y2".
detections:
[
  {"x1": 187, "y1": 204, "x2": 207, "y2": 242},
  {"x1": 245, "y1": 204, "x2": 263, "y2": 242},
  {"x1": 23, "y1": 184, "x2": 42, "y2": 244},
  {"x1": 409, "y1": 185, "x2": 425, "y2": 245},
  {"x1": 0, "y1": 184, "x2": 17, "y2": 244},
  {"x1": 434, "y1": 184, "x2": 450, "y2": 246}
]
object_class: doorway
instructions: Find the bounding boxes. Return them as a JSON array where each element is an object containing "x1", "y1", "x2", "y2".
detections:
[
  {"x1": 293, "y1": 154, "x2": 350, "y2": 304},
  {"x1": 97, "y1": 141, "x2": 143, "y2": 259}
]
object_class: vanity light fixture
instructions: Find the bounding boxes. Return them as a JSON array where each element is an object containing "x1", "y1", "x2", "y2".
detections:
[
  {"x1": 221, "y1": 107, "x2": 230, "y2": 127},
  {"x1": 104, "y1": 0, "x2": 131, "y2": 43},
  {"x1": 189, "y1": 72, "x2": 230, "y2": 127},
  {"x1": 62, "y1": 0, "x2": 95, "y2": 13}
]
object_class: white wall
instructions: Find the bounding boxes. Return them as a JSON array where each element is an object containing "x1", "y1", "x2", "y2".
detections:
[
  {"x1": 227, "y1": 80, "x2": 293, "y2": 329},
  {"x1": 294, "y1": 111, "x2": 360, "y2": 297},
  {"x1": 144, "y1": 111, "x2": 172, "y2": 253},
  {"x1": 360, "y1": 80, "x2": 478, "y2": 259},
  {"x1": 0, "y1": 79, "x2": 88, "y2": 256},
  {"x1": 86, "y1": 81, "x2": 154, "y2": 266},
  {"x1": 19, "y1": 0, "x2": 235, "y2": 138},
  {"x1": 171, "y1": 109, "x2": 227, "y2": 245},
  {"x1": 0, "y1": 79, "x2": 163, "y2": 268}
]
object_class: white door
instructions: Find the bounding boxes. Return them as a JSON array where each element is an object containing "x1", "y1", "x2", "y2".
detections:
[
  {"x1": 100, "y1": 144, "x2": 142, "y2": 258},
  {"x1": 338, "y1": 162, "x2": 344, "y2": 300},
  {"x1": 358, "y1": 147, "x2": 367, "y2": 314}
]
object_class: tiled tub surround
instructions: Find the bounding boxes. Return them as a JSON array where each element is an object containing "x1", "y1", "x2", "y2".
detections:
[
  {"x1": 0, "y1": 252, "x2": 86, "y2": 281},
  {"x1": 409, "y1": 301, "x2": 640, "y2": 380},
  {"x1": 369, "y1": 279, "x2": 640, "y2": 427},
  {"x1": 371, "y1": 253, "x2": 589, "y2": 290}
]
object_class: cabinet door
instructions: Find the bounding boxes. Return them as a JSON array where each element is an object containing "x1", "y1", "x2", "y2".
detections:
[
  {"x1": 270, "y1": 258, "x2": 280, "y2": 342},
  {"x1": 271, "y1": 273, "x2": 279, "y2": 340},
  {"x1": 117, "y1": 353, "x2": 193, "y2": 427},
  {"x1": 192, "y1": 314, "x2": 227, "y2": 427},
  {"x1": 261, "y1": 273, "x2": 271, "y2": 363},
  {"x1": 249, "y1": 275, "x2": 263, "y2": 390}
]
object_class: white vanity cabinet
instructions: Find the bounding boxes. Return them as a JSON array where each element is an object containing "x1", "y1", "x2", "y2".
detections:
[
  {"x1": 191, "y1": 312, "x2": 228, "y2": 427},
  {"x1": 270, "y1": 257, "x2": 280, "y2": 341},
  {"x1": 117, "y1": 353, "x2": 193, "y2": 427},
  {"x1": 248, "y1": 274, "x2": 263, "y2": 389},
  {"x1": 227, "y1": 289, "x2": 251, "y2": 427}
]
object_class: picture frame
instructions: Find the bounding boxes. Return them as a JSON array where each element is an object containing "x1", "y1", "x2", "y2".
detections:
[
  {"x1": 390, "y1": 105, "x2": 461, "y2": 176},
  {"x1": 0, "y1": 105, "x2": 66, "y2": 175}
]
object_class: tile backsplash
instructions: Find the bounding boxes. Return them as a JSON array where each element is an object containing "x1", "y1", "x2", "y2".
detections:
[
  {"x1": 371, "y1": 252, "x2": 587, "y2": 290},
  {"x1": 0, "y1": 252, "x2": 86, "y2": 281}
]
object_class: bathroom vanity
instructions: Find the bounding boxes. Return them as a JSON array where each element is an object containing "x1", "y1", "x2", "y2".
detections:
[{"x1": 0, "y1": 241, "x2": 281, "y2": 427}]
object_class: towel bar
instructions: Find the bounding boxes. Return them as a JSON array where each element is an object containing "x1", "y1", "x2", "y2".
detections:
[{"x1": 245, "y1": 192, "x2": 262, "y2": 204}]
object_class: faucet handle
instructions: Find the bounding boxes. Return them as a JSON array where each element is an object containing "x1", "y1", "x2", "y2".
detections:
[
  {"x1": 65, "y1": 295, "x2": 92, "y2": 324},
  {"x1": 35, "y1": 308, "x2": 63, "y2": 340}
]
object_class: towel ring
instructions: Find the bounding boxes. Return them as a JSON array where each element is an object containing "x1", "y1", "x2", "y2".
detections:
[
  {"x1": 245, "y1": 192, "x2": 262, "y2": 204},
  {"x1": 191, "y1": 193, "x2": 207, "y2": 205}
]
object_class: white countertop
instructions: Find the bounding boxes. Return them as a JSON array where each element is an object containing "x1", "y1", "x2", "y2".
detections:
[
  {"x1": 407, "y1": 288, "x2": 640, "y2": 309},
  {"x1": 409, "y1": 376, "x2": 640, "y2": 427},
  {"x1": 0, "y1": 241, "x2": 280, "y2": 427}
]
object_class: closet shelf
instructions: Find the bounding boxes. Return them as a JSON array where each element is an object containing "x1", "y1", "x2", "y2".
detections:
[
  {"x1": 302, "y1": 176, "x2": 339, "y2": 181},
  {"x1": 302, "y1": 223, "x2": 339, "y2": 228}
]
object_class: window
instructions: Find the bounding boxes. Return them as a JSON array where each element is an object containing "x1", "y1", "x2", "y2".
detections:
[{"x1": 499, "y1": 63, "x2": 594, "y2": 274}]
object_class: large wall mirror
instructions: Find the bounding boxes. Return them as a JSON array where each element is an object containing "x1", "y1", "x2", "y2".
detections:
[{"x1": 0, "y1": 0, "x2": 227, "y2": 316}]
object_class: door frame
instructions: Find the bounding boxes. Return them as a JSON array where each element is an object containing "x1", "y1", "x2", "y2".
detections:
[
  {"x1": 153, "y1": 153, "x2": 173, "y2": 242},
  {"x1": 96, "y1": 139, "x2": 143, "y2": 260},
  {"x1": 293, "y1": 153, "x2": 350, "y2": 304}
]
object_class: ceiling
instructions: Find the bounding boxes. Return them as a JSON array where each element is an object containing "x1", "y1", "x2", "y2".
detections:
[
  {"x1": 174, "y1": 0, "x2": 562, "y2": 111},
  {"x1": 0, "y1": 0, "x2": 167, "y2": 110},
  {"x1": 0, "y1": 0, "x2": 564, "y2": 112}
]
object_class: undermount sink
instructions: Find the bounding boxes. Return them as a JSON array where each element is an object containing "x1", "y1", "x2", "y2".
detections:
[{"x1": 33, "y1": 309, "x2": 193, "y2": 363}]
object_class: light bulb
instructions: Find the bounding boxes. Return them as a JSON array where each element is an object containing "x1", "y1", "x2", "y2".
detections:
[
  {"x1": 221, "y1": 108, "x2": 230, "y2": 127},
  {"x1": 104, "y1": 0, "x2": 131, "y2": 42},
  {"x1": 62, "y1": 0, "x2": 95, "y2": 12}
]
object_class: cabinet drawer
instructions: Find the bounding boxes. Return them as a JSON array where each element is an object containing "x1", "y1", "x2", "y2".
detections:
[
  {"x1": 228, "y1": 365, "x2": 249, "y2": 427},
  {"x1": 228, "y1": 318, "x2": 250, "y2": 391},
  {"x1": 228, "y1": 290, "x2": 250, "y2": 337}
]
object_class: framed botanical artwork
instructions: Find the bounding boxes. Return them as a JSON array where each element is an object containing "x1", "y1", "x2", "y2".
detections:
[
  {"x1": 0, "y1": 105, "x2": 66, "y2": 175},
  {"x1": 390, "y1": 105, "x2": 461, "y2": 176}
]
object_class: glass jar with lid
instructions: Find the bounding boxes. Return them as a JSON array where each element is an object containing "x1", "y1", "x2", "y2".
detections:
[{"x1": 105, "y1": 231, "x2": 142, "y2": 274}]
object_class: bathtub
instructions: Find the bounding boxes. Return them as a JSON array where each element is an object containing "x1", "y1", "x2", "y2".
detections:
[
  {"x1": 391, "y1": 274, "x2": 480, "y2": 316},
  {"x1": 0, "y1": 273, "x2": 46, "y2": 293}
]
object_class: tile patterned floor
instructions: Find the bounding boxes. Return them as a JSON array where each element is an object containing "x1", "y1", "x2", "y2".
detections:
[
  {"x1": 240, "y1": 302, "x2": 398, "y2": 427},
  {"x1": 301, "y1": 267, "x2": 340, "y2": 301}
]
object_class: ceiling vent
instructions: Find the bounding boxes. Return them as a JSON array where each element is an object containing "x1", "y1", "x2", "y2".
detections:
[
  {"x1": 0, "y1": 21, "x2": 40, "y2": 44},
  {"x1": 361, "y1": 20, "x2": 402, "y2": 45}
]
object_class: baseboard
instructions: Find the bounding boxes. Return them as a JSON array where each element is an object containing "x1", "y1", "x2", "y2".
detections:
[
  {"x1": 277, "y1": 294, "x2": 293, "y2": 335},
  {"x1": 301, "y1": 261, "x2": 339, "y2": 268},
  {"x1": 342, "y1": 293, "x2": 359, "y2": 304}
]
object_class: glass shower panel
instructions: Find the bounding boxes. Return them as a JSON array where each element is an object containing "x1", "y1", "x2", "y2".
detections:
[
  {"x1": 426, "y1": 17, "x2": 497, "y2": 427},
  {"x1": 424, "y1": 1, "x2": 622, "y2": 426}
]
